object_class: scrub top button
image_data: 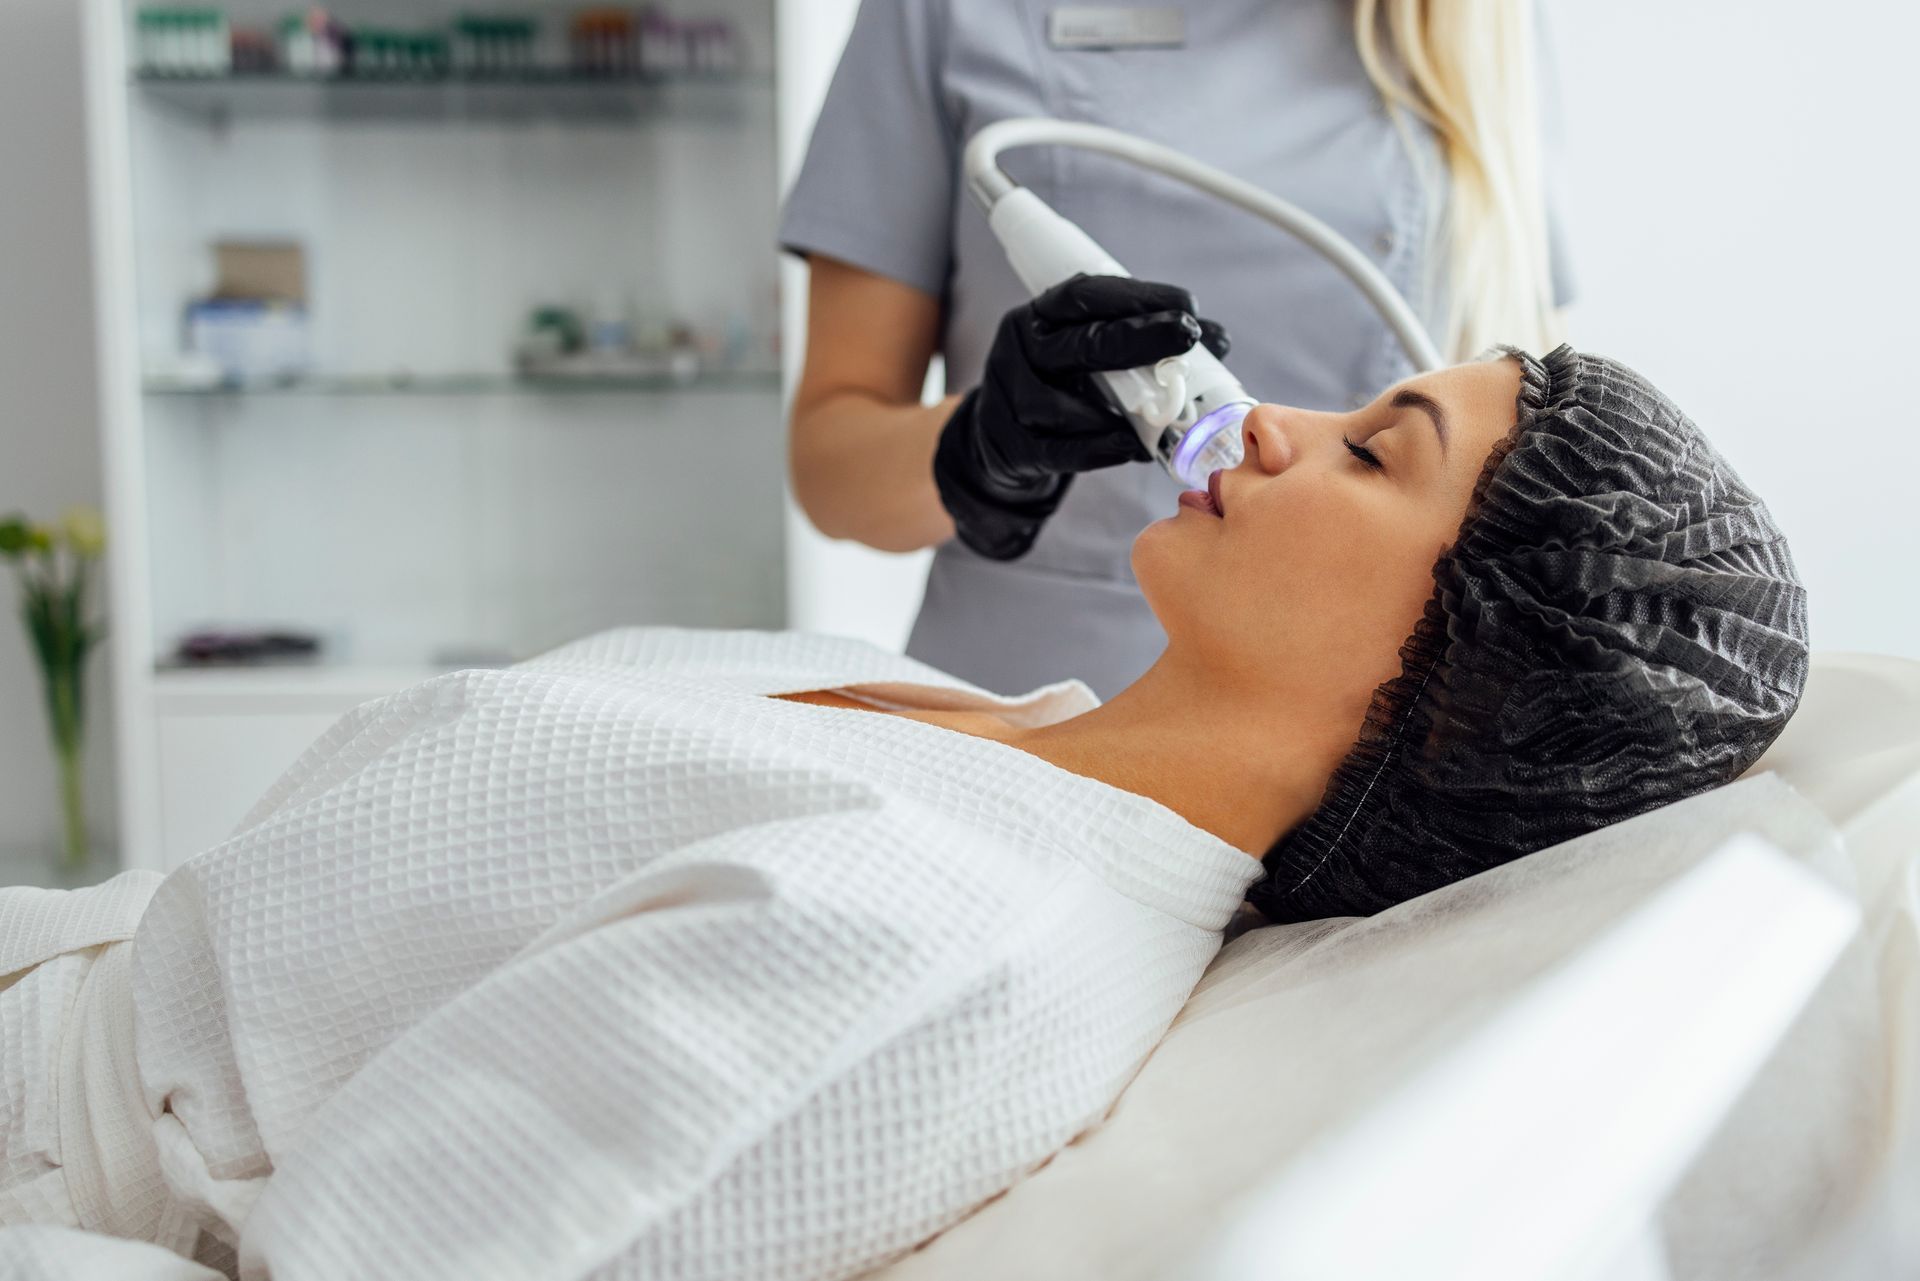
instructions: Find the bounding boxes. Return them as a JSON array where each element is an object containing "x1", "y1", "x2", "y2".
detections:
[
  {"x1": 1374, "y1": 229, "x2": 1397, "y2": 256},
  {"x1": 1349, "y1": 393, "x2": 1369, "y2": 409}
]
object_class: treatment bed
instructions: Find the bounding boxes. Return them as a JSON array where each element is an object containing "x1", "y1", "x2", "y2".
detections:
[{"x1": 867, "y1": 652, "x2": 1920, "y2": 1281}]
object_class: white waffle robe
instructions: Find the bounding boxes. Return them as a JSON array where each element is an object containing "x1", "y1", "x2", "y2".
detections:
[{"x1": 0, "y1": 629, "x2": 1261, "y2": 1280}]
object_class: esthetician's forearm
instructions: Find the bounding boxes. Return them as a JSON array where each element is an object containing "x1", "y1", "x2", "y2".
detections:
[{"x1": 789, "y1": 391, "x2": 962, "y2": 552}]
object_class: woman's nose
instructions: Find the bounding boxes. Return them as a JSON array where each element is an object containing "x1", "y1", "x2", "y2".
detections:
[{"x1": 1240, "y1": 404, "x2": 1296, "y2": 475}]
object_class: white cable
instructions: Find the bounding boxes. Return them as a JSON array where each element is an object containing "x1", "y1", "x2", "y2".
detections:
[{"x1": 965, "y1": 117, "x2": 1445, "y2": 374}]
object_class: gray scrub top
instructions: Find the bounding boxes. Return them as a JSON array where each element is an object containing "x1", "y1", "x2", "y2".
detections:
[{"x1": 781, "y1": 0, "x2": 1575, "y2": 698}]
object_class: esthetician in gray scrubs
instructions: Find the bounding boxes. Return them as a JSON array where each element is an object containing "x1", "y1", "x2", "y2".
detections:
[{"x1": 781, "y1": 0, "x2": 1578, "y2": 698}]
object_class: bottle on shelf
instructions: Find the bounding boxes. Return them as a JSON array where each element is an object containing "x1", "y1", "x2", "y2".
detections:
[
  {"x1": 229, "y1": 25, "x2": 277, "y2": 75},
  {"x1": 137, "y1": 6, "x2": 755, "y2": 85},
  {"x1": 279, "y1": 9, "x2": 344, "y2": 77},
  {"x1": 135, "y1": 7, "x2": 232, "y2": 77},
  {"x1": 570, "y1": 9, "x2": 637, "y2": 77},
  {"x1": 453, "y1": 16, "x2": 539, "y2": 77}
]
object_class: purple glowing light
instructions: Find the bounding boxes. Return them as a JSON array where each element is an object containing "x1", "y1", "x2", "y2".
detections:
[{"x1": 1172, "y1": 401, "x2": 1253, "y2": 482}]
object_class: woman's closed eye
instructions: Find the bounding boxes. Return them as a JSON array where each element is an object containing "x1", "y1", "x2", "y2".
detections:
[{"x1": 1342, "y1": 434, "x2": 1385, "y2": 472}]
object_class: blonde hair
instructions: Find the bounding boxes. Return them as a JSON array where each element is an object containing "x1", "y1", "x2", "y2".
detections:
[{"x1": 1354, "y1": 0, "x2": 1562, "y2": 360}]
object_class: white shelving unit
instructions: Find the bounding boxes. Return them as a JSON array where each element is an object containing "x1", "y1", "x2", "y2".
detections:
[{"x1": 84, "y1": 0, "x2": 788, "y2": 870}]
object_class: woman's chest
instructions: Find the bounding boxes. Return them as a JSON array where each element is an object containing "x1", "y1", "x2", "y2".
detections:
[{"x1": 940, "y1": 1, "x2": 1408, "y2": 218}]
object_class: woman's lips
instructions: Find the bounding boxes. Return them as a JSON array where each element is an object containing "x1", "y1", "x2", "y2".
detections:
[{"x1": 1178, "y1": 488, "x2": 1222, "y2": 518}]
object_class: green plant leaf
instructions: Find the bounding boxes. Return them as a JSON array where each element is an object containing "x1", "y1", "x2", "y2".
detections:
[{"x1": 7, "y1": 511, "x2": 105, "y2": 761}]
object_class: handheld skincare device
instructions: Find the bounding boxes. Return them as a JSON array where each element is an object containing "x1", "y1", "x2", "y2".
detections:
[
  {"x1": 981, "y1": 186, "x2": 1254, "y2": 487},
  {"x1": 963, "y1": 119, "x2": 1443, "y2": 490}
]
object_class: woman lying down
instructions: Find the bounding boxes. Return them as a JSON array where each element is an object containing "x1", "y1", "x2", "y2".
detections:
[{"x1": 0, "y1": 345, "x2": 1807, "y2": 1280}]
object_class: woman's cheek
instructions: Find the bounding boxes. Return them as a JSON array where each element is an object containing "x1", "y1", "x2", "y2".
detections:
[{"x1": 1249, "y1": 487, "x2": 1349, "y2": 571}]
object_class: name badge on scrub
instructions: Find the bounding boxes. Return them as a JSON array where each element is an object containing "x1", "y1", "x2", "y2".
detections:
[{"x1": 1047, "y1": 7, "x2": 1186, "y2": 50}]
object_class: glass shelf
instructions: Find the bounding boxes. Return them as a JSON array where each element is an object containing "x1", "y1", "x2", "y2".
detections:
[
  {"x1": 133, "y1": 68, "x2": 774, "y2": 124},
  {"x1": 150, "y1": 662, "x2": 459, "y2": 713},
  {"x1": 142, "y1": 369, "x2": 782, "y2": 398}
]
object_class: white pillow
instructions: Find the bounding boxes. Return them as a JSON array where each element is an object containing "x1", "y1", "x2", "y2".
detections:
[{"x1": 872, "y1": 773, "x2": 1893, "y2": 1281}]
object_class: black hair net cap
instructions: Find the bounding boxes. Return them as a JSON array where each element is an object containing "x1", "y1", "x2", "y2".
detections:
[{"x1": 1249, "y1": 345, "x2": 1810, "y2": 924}]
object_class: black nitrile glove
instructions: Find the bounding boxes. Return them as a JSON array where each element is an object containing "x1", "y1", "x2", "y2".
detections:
[{"x1": 934, "y1": 274, "x2": 1232, "y2": 561}]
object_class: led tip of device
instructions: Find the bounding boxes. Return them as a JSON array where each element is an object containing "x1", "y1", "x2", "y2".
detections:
[{"x1": 1171, "y1": 402, "x2": 1253, "y2": 488}]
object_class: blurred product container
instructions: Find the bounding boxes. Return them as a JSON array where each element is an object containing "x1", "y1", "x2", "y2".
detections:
[
  {"x1": 635, "y1": 6, "x2": 740, "y2": 74},
  {"x1": 173, "y1": 629, "x2": 321, "y2": 667},
  {"x1": 135, "y1": 8, "x2": 231, "y2": 76},
  {"x1": 184, "y1": 240, "x2": 311, "y2": 387},
  {"x1": 570, "y1": 8, "x2": 637, "y2": 76},
  {"x1": 346, "y1": 28, "x2": 452, "y2": 78},
  {"x1": 453, "y1": 15, "x2": 540, "y2": 76},
  {"x1": 279, "y1": 9, "x2": 345, "y2": 76},
  {"x1": 184, "y1": 301, "x2": 308, "y2": 385},
  {"x1": 679, "y1": 18, "x2": 741, "y2": 73},
  {"x1": 136, "y1": 6, "x2": 743, "y2": 82},
  {"x1": 572, "y1": 6, "x2": 741, "y2": 76},
  {"x1": 511, "y1": 292, "x2": 774, "y2": 384},
  {"x1": 228, "y1": 24, "x2": 278, "y2": 74}
]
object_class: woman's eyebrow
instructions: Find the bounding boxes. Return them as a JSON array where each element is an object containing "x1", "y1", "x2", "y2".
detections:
[{"x1": 1390, "y1": 388, "x2": 1450, "y2": 456}]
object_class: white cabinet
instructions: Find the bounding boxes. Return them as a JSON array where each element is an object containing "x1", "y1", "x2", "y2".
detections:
[
  {"x1": 84, "y1": 0, "x2": 787, "y2": 870},
  {"x1": 152, "y1": 667, "x2": 437, "y2": 863}
]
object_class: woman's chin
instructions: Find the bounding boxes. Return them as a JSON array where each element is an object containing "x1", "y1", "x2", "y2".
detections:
[
  {"x1": 1135, "y1": 504, "x2": 1215, "y2": 547},
  {"x1": 1130, "y1": 514, "x2": 1203, "y2": 598}
]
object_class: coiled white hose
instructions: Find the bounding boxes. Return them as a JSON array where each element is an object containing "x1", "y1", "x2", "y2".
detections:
[{"x1": 964, "y1": 117, "x2": 1445, "y2": 374}]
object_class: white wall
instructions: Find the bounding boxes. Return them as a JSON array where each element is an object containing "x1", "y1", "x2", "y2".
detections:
[
  {"x1": 779, "y1": 1, "x2": 1918, "y2": 660},
  {"x1": 0, "y1": 0, "x2": 118, "y2": 860},
  {"x1": 1548, "y1": 0, "x2": 1919, "y2": 658}
]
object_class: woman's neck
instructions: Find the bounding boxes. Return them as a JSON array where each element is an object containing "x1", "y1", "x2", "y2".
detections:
[
  {"x1": 780, "y1": 653, "x2": 1347, "y2": 853},
  {"x1": 1002, "y1": 651, "x2": 1345, "y2": 855}
]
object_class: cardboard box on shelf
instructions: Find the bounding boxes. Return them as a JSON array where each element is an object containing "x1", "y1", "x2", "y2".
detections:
[{"x1": 212, "y1": 240, "x2": 306, "y2": 304}]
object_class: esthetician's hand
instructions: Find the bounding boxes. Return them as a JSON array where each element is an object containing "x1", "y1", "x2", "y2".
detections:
[{"x1": 933, "y1": 274, "x2": 1231, "y2": 561}]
